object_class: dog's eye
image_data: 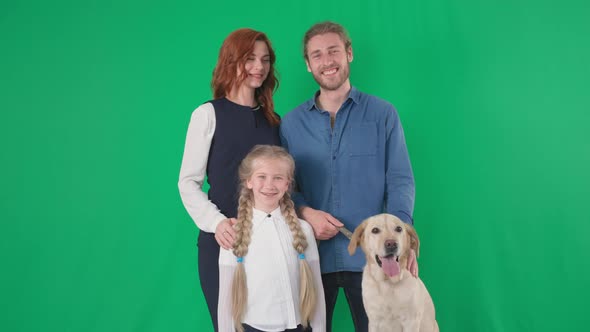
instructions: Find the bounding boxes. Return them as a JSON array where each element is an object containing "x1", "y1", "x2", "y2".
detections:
[
  {"x1": 371, "y1": 227, "x2": 380, "y2": 234},
  {"x1": 395, "y1": 226, "x2": 403, "y2": 233}
]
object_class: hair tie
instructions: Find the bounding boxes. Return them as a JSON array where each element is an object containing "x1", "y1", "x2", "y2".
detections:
[
  {"x1": 298, "y1": 253, "x2": 305, "y2": 260},
  {"x1": 237, "y1": 257, "x2": 244, "y2": 263}
]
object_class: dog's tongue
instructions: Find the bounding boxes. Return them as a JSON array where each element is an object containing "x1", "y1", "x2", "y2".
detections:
[{"x1": 381, "y1": 256, "x2": 400, "y2": 277}]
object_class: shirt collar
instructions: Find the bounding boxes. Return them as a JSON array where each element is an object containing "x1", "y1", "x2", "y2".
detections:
[
  {"x1": 306, "y1": 86, "x2": 360, "y2": 112},
  {"x1": 252, "y1": 206, "x2": 282, "y2": 224}
]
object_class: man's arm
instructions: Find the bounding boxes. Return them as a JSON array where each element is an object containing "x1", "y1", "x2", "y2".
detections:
[
  {"x1": 299, "y1": 206, "x2": 343, "y2": 240},
  {"x1": 384, "y1": 105, "x2": 415, "y2": 224},
  {"x1": 384, "y1": 105, "x2": 418, "y2": 277}
]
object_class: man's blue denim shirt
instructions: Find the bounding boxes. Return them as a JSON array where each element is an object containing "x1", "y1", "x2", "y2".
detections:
[{"x1": 280, "y1": 87, "x2": 415, "y2": 274}]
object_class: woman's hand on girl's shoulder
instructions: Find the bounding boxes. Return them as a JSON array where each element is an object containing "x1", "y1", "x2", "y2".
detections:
[{"x1": 215, "y1": 218, "x2": 237, "y2": 250}]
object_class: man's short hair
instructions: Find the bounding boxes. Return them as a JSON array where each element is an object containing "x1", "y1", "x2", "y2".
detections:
[{"x1": 303, "y1": 21, "x2": 352, "y2": 59}]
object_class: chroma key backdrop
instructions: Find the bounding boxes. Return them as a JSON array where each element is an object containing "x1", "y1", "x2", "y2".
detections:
[{"x1": 1, "y1": 0, "x2": 589, "y2": 331}]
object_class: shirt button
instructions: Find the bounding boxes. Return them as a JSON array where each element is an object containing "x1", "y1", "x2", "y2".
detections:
[{"x1": 332, "y1": 156, "x2": 336, "y2": 160}]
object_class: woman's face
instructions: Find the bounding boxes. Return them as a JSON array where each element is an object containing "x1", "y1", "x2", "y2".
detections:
[{"x1": 239, "y1": 40, "x2": 271, "y2": 90}]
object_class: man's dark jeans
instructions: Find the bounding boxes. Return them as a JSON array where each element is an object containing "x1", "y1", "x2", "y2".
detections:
[{"x1": 322, "y1": 271, "x2": 368, "y2": 332}]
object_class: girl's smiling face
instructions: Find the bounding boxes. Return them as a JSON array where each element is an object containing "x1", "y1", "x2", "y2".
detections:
[{"x1": 246, "y1": 157, "x2": 291, "y2": 213}]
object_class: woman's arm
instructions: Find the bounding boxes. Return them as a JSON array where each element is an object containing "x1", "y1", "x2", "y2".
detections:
[{"x1": 178, "y1": 103, "x2": 227, "y2": 233}]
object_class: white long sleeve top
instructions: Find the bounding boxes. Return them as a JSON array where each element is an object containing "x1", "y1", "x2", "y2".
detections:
[
  {"x1": 178, "y1": 103, "x2": 227, "y2": 233},
  {"x1": 218, "y1": 207, "x2": 326, "y2": 332}
]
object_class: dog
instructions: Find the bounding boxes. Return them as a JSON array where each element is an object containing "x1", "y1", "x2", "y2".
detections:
[{"x1": 348, "y1": 214, "x2": 439, "y2": 332}]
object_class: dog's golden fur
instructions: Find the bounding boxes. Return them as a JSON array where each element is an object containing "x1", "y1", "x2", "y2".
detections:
[{"x1": 348, "y1": 214, "x2": 439, "y2": 332}]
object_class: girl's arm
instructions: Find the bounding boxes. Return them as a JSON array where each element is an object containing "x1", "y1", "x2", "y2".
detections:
[
  {"x1": 218, "y1": 248, "x2": 237, "y2": 332},
  {"x1": 309, "y1": 256, "x2": 326, "y2": 332},
  {"x1": 302, "y1": 220, "x2": 326, "y2": 332}
]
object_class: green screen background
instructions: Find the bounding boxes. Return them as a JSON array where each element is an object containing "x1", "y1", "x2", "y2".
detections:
[{"x1": 2, "y1": 0, "x2": 589, "y2": 331}]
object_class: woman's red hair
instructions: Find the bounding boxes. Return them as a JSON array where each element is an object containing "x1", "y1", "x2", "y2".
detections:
[{"x1": 211, "y1": 28, "x2": 280, "y2": 126}]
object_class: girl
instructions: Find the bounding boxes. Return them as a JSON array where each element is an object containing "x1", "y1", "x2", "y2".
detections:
[
  {"x1": 218, "y1": 145, "x2": 326, "y2": 332},
  {"x1": 178, "y1": 29, "x2": 281, "y2": 331}
]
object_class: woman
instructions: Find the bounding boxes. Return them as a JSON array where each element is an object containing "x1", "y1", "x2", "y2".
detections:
[{"x1": 178, "y1": 28, "x2": 281, "y2": 331}]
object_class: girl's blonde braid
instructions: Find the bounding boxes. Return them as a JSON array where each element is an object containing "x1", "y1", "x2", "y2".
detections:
[
  {"x1": 280, "y1": 192, "x2": 317, "y2": 327},
  {"x1": 231, "y1": 188, "x2": 254, "y2": 332}
]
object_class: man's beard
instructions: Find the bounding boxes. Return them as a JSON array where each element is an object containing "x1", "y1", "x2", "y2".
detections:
[{"x1": 312, "y1": 63, "x2": 350, "y2": 91}]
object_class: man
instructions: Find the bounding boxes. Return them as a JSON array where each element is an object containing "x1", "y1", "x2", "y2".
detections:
[{"x1": 280, "y1": 21, "x2": 417, "y2": 331}]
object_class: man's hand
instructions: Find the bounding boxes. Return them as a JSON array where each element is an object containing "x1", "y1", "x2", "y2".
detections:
[
  {"x1": 215, "y1": 218, "x2": 238, "y2": 250},
  {"x1": 407, "y1": 248, "x2": 419, "y2": 278},
  {"x1": 299, "y1": 206, "x2": 344, "y2": 240}
]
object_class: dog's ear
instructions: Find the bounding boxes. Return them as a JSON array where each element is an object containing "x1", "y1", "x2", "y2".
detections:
[
  {"x1": 348, "y1": 220, "x2": 367, "y2": 255},
  {"x1": 405, "y1": 223, "x2": 420, "y2": 258}
]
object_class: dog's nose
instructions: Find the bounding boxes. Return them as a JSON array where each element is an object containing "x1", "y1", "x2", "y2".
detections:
[{"x1": 385, "y1": 240, "x2": 397, "y2": 249}]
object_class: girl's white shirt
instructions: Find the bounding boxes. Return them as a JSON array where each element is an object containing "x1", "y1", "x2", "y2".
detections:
[
  {"x1": 178, "y1": 103, "x2": 227, "y2": 233},
  {"x1": 218, "y1": 207, "x2": 326, "y2": 332}
]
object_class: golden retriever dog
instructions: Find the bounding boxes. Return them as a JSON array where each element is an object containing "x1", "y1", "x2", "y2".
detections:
[{"x1": 348, "y1": 214, "x2": 439, "y2": 332}]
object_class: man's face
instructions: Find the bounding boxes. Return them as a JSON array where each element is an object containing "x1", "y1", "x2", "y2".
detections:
[{"x1": 305, "y1": 32, "x2": 353, "y2": 91}]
